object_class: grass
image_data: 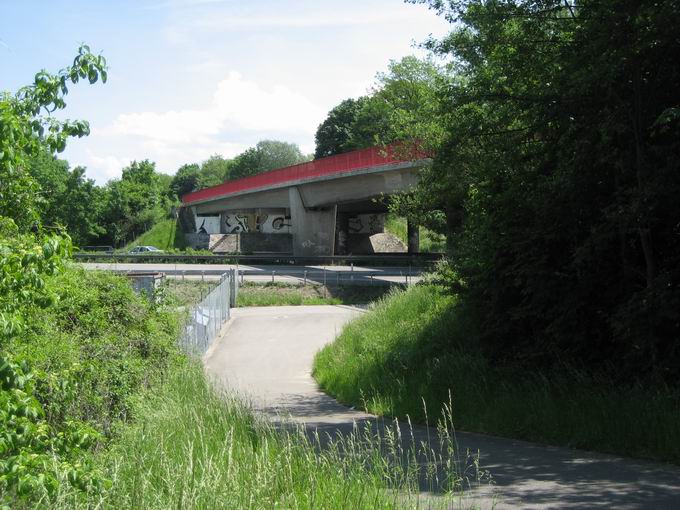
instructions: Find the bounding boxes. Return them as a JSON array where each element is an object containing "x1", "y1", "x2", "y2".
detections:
[
  {"x1": 125, "y1": 218, "x2": 188, "y2": 251},
  {"x1": 313, "y1": 284, "x2": 680, "y2": 464},
  {"x1": 163, "y1": 279, "x2": 395, "y2": 308},
  {"x1": 236, "y1": 282, "x2": 394, "y2": 307},
  {"x1": 384, "y1": 214, "x2": 446, "y2": 253},
  {"x1": 163, "y1": 278, "x2": 216, "y2": 307},
  {"x1": 52, "y1": 362, "x2": 480, "y2": 509}
]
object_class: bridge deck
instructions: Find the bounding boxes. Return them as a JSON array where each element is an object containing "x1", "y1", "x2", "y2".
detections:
[{"x1": 181, "y1": 145, "x2": 415, "y2": 205}]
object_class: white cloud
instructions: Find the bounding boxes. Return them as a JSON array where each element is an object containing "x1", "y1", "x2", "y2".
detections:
[
  {"x1": 107, "y1": 109, "x2": 222, "y2": 144},
  {"x1": 79, "y1": 71, "x2": 324, "y2": 183},
  {"x1": 213, "y1": 72, "x2": 323, "y2": 132},
  {"x1": 86, "y1": 151, "x2": 132, "y2": 182},
  {"x1": 103, "y1": 71, "x2": 323, "y2": 144}
]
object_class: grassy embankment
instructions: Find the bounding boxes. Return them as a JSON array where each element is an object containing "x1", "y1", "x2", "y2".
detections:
[
  {"x1": 124, "y1": 218, "x2": 188, "y2": 251},
  {"x1": 42, "y1": 276, "x2": 468, "y2": 508},
  {"x1": 384, "y1": 214, "x2": 446, "y2": 253},
  {"x1": 313, "y1": 285, "x2": 680, "y2": 464}
]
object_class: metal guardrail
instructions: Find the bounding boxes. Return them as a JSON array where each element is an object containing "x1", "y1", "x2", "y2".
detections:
[
  {"x1": 178, "y1": 269, "x2": 238, "y2": 356},
  {"x1": 74, "y1": 252, "x2": 444, "y2": 266},
  {"x1": 233, "y1": 268, "x2": 419, "y2": 286}
]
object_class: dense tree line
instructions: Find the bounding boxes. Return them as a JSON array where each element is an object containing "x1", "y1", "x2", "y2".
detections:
[
  {"x1": 315, "y1": 1, "x2": 680, "y2": 380},
  {"x1": 169, "y1": 139, "x2": 309, "y2": 200},
  {"x1": 26, "y1": 138, "x2": 309, "y2": 247}
]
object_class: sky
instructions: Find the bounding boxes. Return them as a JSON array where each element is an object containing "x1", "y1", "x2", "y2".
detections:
[{"x1": 1, "y1": 0, "x2": 449, "y2": 184}]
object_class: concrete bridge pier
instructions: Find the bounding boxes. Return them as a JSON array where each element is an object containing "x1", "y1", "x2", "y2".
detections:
[
  {"x1": 335, "y1": 212, "x2": 350, "y2": 256},
  {"x1": 289, "y1": 187, "x2": 337, "y2": 256}
]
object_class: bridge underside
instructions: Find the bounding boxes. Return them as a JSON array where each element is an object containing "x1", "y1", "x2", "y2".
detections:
[{"x1": 181, "y1": 162, "x2": 423, "y2": 255}]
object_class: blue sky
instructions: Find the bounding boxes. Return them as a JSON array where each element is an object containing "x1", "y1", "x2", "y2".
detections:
[{"x1": 1, "y1": 0, "x2": 449, "y2": 183}]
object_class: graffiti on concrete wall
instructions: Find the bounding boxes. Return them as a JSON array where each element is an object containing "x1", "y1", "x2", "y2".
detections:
[
  {"x1": 224, "y1": 214, "x2": 250, "y2": 233},
  {"x1": 223, "y1": 212, "x2": 292, "y2": 234},
  {"x1": 256, "y1": 214, "x2": 292, "y2": 234},
  {"x1": 347, "y1": 214, "x2": 384, "y2": 234},
  {"x1": 196, "y1": 216, "x2": 221, "y2": 234}
]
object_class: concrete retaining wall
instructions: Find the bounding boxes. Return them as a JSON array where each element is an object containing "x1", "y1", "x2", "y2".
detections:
[{"x1": 240, "y1": 233, "x2": 292, "y2": 253}]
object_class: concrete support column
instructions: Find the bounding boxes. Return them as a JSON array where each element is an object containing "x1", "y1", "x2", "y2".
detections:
[
  {"x1": 407, "y1": 219, "x2": 420, "y2": 254},
  {"x1": 335, "y1": 212, "x2": 349, "y2": 255},
  {"x1": 289, "y1": 187, "x2": 337, "y2": 256}
]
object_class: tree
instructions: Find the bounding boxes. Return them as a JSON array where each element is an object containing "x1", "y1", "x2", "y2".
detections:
[
  {"x1": 199, "y1": 155, "x2": 232, "y2": 187},
  {"x1": 406, "y1": 0, "x2": 680, "y2": 379},
  {"x1": 0, "y1": 45, "x2": 107, "y2": 503},
  {"x1": 102, "y1": 160, "x2": 167, "y2": 245},
  {"x1": 0, "y1": 44, "x2": 107, "y2": 231},
  {"x1": 366, "y1": 55, "x2": 445, "y2": 150},
  {"x1": 229, "y1": 140, "x2": 308, "y2": 180},
  {"x1": 28, "y1": 150, "x2": 105, "y2": 246},
  {"x1": 314, "y1": 98, "x2": 369, "y2": 158},
  {"x1": 170, "y1": 163, "x2": 201, "y2": 199},
  {"x1": 314, "y1": 56, "x2": 444, "y2": 159}
]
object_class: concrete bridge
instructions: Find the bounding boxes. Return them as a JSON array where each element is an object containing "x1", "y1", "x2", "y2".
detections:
[{"x1": 179, "y1": 145, "x2": 428, "y2": 256}]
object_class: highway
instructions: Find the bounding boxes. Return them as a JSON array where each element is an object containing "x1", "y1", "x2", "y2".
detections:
[{"x1": 79, "y1": 262, "x2": 423, "y2": 286}]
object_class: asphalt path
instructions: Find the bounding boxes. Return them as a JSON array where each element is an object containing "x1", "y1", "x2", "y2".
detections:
[
  {"x1": 80, "y1": 262, "x2": 421, "y2": 285},
  {"x1": 204, "y1": 305, "x2": 680, "y2": 509}
]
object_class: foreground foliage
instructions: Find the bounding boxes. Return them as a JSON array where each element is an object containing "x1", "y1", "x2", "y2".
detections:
[
  {"x1": 314, "y1": 285, "x2": 680, "y2": 464},
  {"x1": 1, "y1": 257, "x2": 181, "y2": 505},
  {"x1": 53, "y1": 363, "x2": 481, "y2": 509}
]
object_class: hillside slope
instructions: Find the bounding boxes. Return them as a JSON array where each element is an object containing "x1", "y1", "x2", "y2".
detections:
[{"x1": 125, "y1": 218, "x2": 188, "y2": 251}]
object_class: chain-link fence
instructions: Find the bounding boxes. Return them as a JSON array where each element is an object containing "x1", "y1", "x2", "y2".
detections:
[{"x1": 179, "y1": 269, "x2": 238, "y2": 355}]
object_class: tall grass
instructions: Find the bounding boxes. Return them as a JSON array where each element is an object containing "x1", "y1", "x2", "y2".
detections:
[
  {"x1": 52, "y1": 363, "x2": 486, "y2": 509},
  {"x1": 313, "y1": 285, "x2": 680, "y2": 464}
]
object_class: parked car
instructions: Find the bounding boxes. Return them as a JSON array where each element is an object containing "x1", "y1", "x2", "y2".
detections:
[{"x1": 128, "y1": 245, "x2": 164, "y2": 254}]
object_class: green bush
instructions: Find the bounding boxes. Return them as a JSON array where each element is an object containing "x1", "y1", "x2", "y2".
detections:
[
  {"x1": 1, "y1": 247, "x2": 182, "y2": 505},
  {"x1": 9, "y1": 267, "x2": 182, "y2": 436}
]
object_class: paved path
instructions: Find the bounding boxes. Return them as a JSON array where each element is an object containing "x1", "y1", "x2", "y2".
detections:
[{"x1": 204, "y1": 305, "x2": 680, "y2": 509}]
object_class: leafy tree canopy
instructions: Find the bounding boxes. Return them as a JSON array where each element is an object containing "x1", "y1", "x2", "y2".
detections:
[
  {"x1": 314, "y1": 56, "x2": 445, "y2": 159},
  {"x1": 314, "y1": 97, "x2": 369, "y2": 158},
  {"x1": 0, "y1": 44, "x2": 107, "y2": 231},
  {"x1": 170, "y1": 163, "x2": 201, "y2": 199},
  {"x1": 402, "y1": 0, "x2": 680, "y2": 379},
  {"x1": 229, "y1": 139, "x2": 309, "y2": 180},
  {"x1": 1, "y1": 45, "x2": 108, "y2": 502},
  {"x1": 200, "y1": 155, "x2": 232, "y2": 188},
  {"x1": 28, "y1": 150, "x2": 106, "y2": 246}
]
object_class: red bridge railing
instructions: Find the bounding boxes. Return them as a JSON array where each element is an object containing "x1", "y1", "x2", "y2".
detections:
[{"x1": 181, "y1": 144, "x2": 419, "y2": 205}]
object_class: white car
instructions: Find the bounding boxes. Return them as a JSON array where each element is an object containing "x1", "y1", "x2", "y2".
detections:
[{"x1": 129, "y1": 245, "x2": 164, "y2": 254}]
